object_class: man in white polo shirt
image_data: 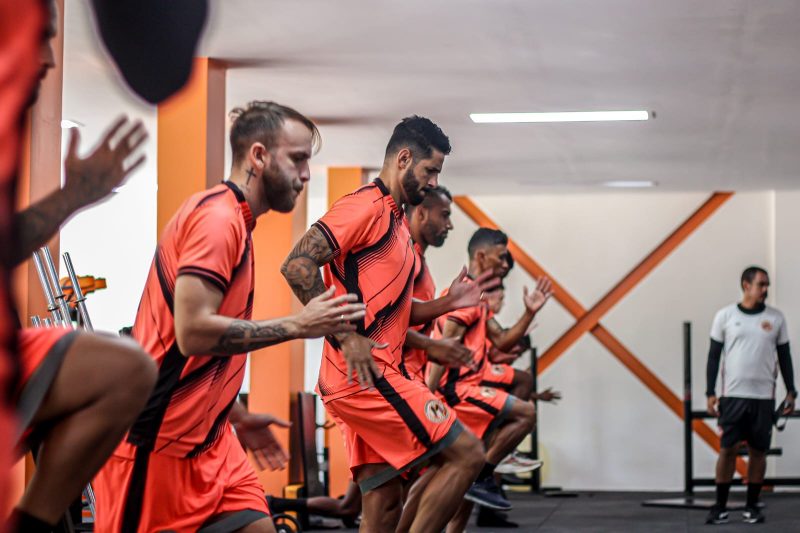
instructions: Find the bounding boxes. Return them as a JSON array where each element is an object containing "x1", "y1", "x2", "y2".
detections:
[{"x1": 705, "y1": 266, "x2": 796, "y2": 525}]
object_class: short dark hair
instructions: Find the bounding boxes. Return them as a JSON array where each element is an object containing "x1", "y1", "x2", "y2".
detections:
[
  {"x1": 406, "y1": 185, "x2": 452, "y2": 215},
  {"x1": 229, "y1": 101, "x2": 320, "y2": 165},
  {"x1": 384, "y1": 115, "x2": 451, "y2": 161},
  {"x1": 741, "y1": 266, "x2": 768, "y2": 288},
  {"x1": 468, "y1": 228, "x2": 508, "y2": 259}
]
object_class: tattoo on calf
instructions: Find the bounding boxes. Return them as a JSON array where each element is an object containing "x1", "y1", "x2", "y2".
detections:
[
  {"x1": 281, "y1": 226, "x2": 335, "y2": 304},
  {"x1": 211, "y1": 320, "x2": 290, "y2": 353}
]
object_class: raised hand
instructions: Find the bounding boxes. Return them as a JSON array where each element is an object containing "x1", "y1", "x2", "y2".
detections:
[
  {"x1": 295, "y1": 287, "x2": 366, "y2": 338},
  {"x1": 536, "y1": 387, "x2": 562, "y2": 403},
  {"x1": 233, "y1": 412, "x2": 291, "y2": 471},
  {"x1": 447, "y1": 267, "x2": 500, "y2": 310},
  {"x1": 523, "y1": 276, "x2": 553, "y2": 314},
  {"x1": 427, "y1": 337, "x2": 474, "y2": 368},
  {"x1": 63, "y1": 116, "x2": 148, "y2": 207}
]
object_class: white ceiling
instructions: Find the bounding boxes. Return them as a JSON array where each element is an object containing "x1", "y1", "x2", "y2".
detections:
[{"x1": 70, "y1": 0, "x2": 800, "y2": 193}]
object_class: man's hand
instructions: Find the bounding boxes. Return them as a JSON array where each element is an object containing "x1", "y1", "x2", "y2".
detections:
[
  {"x1": 341, "y1": 334, "x2": 386, "y2": 388},
  {"x1": 523, "y1": 276, "x2": 553, "y2": 315},
  {"x1": 294, "y1": 287, "x2": 366, "y2": 338},
  {"x1": 63, "y1": 116, "x2": 148, "y2": 207},
  {"x1": 233, "y1": 412, "x2": 291, "y2": 471},
  {"x1": 536, "y1": 387, "x2": 562, "y2": 403},
  {"x1": 489, "y1": 344, "x2": 522, "y2": 365},
  {"x1": 427, "y1": 337, "x2": 473, "y2": 368},
  {"x1": 707, "y1": 395, "x2": 719, "y2": 417},
  {"x1": 447, "y1": 267, "x2": 499, "y2": 310},
  {"x1": 782, "y1": 393, "x2": 796, "y2": 415}
]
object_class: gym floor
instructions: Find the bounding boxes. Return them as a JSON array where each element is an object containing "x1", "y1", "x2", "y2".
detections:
[{"x1": 306, "y1": 491, "x2": 800, "y2": 532}]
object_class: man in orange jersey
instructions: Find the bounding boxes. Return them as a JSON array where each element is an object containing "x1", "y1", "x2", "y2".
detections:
[
  {"x1": 92, "y1": 101, "x2": 366, "y2": 533},
  {"x1": 4, "y1": 8, "x2": 160, "y2": 530},
  {"x1": 427, "y1": 228, "x2": 552, "y2": 531},
  {"x1": 282, "y1": 116, "x2": 498, "y2": 532}
]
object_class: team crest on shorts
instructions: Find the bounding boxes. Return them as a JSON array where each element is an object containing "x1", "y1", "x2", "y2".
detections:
[
  {"x1": 762, "y1": 321, "x2": 773, "y2": 332},
  {"x1": 480, "y1": 387, "x2": 497, "y2": 398},
  {"x1": 491, "y1": 364, "x2": 505, "y2": 376},
  {"x1": 424, "y1": 400, "x2": 449, "y2": 423}
]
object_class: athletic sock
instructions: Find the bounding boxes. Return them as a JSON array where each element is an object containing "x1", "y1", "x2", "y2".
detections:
[
  {"x1": 715, "y1": 482, "x2": 731, "y2": 508},
  {"x1": 478, "y1": 462, "x2": 497, "y2": 482},
  {"x1": 10, "y1": 509, "x2": 55, "y2": 533},
  {"x1": 267, "y1": 496, "x2": 308, "y2": 514},
  {"x1": 746, "y1": 482, "x2": 762, "y2": 508}
]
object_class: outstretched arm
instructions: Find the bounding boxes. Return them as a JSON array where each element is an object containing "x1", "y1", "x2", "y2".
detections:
[
  {"x1": 12, "y1": 117, "x2": 147, "y2": 266},
  {"x1": 174, "y1": 276, "x2": 363, "y2": 357},
  {"x1": 409, "y1": 267, "x2": 498, "y2": 326},
  {"x1": 486, "y1": 277, "x2": 552, "y2": 352}
]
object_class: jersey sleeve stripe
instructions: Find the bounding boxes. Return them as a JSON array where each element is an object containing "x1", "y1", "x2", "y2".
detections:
[
  {"x1": 177, "y1": 266, "x2": 230, "y2": 293},
  {"x1": 313, "y1": 220, "x2": 341, "y2": 258}
]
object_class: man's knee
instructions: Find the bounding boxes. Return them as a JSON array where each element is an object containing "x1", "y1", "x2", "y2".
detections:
[
  {"x1": 91, "y1": 336, "x2": 156, "y2": 402},
  {"x1": 511, "y1": 397, "x2": 536, "y2": 430},
  {"x1": 444, "y1": 430, "x2": 485, "y2": 475}
]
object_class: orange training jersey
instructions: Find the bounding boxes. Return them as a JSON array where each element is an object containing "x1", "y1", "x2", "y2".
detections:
[
  {"x1": 314, "y1": 178, "x2": 415, "y2": 400},
  {"x1": 401, "y1": 241, "x2": 437, "y2": 380},
  {"x1": 432, "y1": 288, "x2": 493, "y2": 389},
  {"x1": 128, "y1": 182, "x2": 255, "y2": 457}
]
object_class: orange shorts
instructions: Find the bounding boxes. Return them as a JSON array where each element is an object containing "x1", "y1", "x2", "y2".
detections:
[
  {"x1": 15, "y1": 327, "x2": 78, "y2": 444},
  {"x1": 324, "y1": 368, "x2": 463, "y2": 493},
  {"x1": 479, "y1": 363, "x2": 515, "y2": 390},
  {"x1": 94, "y1": 426, "x2": 269, "y2": 533},
  {"x1": 440, "y1": 382, "x2": 513, "y2": 440}
]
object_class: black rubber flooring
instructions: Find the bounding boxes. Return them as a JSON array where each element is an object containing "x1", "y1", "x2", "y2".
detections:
[{"x1": 306, "y1": 491, "x2": 800, "y2": 532}]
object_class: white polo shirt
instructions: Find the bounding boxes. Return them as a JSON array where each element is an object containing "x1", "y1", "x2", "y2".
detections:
[{"x1": 710, "y1": 304, "x2": 789, "y2": 399}]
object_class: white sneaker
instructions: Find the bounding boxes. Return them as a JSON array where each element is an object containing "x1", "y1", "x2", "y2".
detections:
[{"x1": 494, "y1": 452, "x2": 543, "y2": 475}]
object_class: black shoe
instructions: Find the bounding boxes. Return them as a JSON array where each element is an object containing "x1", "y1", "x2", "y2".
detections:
[
  {"x1": 476, "y1": 506, "x2": 519, "y2": 528},
  {"x1": 742, "y1": 507, "x2": 765, "y2": 524},
  {"x1": 705, "y1": 505, "x2": 729, "y2": 524},
  {"x1": 464, "y1": 478, "x2": 512, "y2": 511}
]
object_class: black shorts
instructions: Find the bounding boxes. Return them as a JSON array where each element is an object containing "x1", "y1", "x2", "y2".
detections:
[{"x1": 718, "y1": 397, "x2": 774, "y2": 452}]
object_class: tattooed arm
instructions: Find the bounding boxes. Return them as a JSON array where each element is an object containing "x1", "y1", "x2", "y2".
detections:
[
  {"x1": 11, "y1": 117, "x2": 148, "y2": 266},
  {"x1": 173, "y1": 275, "x2": 364, "y2": 357},
  {"x1": 280, "y1": 225, "x2": 334, "y2": 305}
]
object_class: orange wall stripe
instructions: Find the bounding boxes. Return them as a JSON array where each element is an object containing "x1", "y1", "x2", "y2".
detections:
[
  {"x1": 156, "y1": 58, "x2": 225, "y2": 237},
  {"x1": 325, "y1": 167, "x2": 366, "y2": 497},
  {"x1": 454, "y1": 194, "x2": 747, "y2": 476},
  {"x1": 541, "y1": 192, "x2": 733, "y2": 370}
]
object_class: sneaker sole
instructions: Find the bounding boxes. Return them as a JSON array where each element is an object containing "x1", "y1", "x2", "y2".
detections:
[
  {"x1": 463, "y1": 492, "x2": 512, "y2": 511},
  {"x1": 495, "y1": 463, "x2": 543, "y2": 475}
]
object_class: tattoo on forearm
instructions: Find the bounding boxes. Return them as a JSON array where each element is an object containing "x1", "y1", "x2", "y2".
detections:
[
  {"x1": 211, "y1": 320, "x2": 292, "y2": 354},
  {"x1": 281, "y1": 226, "x2": 335, "y2": 304}
]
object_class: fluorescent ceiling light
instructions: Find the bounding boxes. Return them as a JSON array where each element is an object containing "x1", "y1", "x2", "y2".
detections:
[
  {"x1": 470, "y1": 110, "x2": 650, "y2": 123},
  {"x1": 60, "y1": 119, "x2": 84, "y2": 129},
  {"x1": 602, "y1": 180, "x2": 657, "y2": 188}
]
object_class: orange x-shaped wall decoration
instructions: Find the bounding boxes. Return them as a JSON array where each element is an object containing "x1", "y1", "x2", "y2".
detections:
[{"x1": 455, "y1": 193, "x2": 748, "y2": 476}]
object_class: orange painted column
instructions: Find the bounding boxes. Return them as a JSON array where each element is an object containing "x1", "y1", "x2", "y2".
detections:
[
  {"x1": 156, "y1": 57, "x2": 226, "y2": 236},
  {"x1": 249, "y1": 191, "x2": 308, "y2": 496},
  {"x1": 324, "y1": 167, "x2": 367, "y2": 497},
  {"x1": 7, "y1": 0, "x2": 64, "y2": 514}
]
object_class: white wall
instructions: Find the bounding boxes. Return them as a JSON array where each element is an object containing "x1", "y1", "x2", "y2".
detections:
[
  {"x1": 426, "y1": 190, "x2": 796, "y2": 491},
  {"x1": 57, "y1": 0, "x2": 157, "y2": 334},
  {"x1": 773, "y1": 190, "x2": 800, "y2": 484}
]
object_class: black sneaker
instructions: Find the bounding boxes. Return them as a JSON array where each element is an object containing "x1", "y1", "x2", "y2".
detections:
[
  {"x1": 476, "y1": 506, "x2": 519, "y2": 528},
  {"x1": 705, "y1": 505, "x2": 729, "y2": 524},
  {"x1": 742, "y1": 507, "x2": 765, "y2": 524},
  {"x1": 464, "y1": 478, "x2": 512, "y2": 511}
]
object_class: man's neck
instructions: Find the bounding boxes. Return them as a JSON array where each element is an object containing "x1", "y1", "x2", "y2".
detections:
[
  {"x1": 467, "y1": 261, "x2": 485, "y2": 280},
  {"x1": 379, "y1": 165, "x2": 405, "y2": 208},
  {"x1": 410, "y1": 226, "x2": 428, "y2": 253},
  {"x1": 740, "y1": 298, "x2": 764, "y2": 311},
  {"x1": 227, "y1": 172, "x2": 269, "y2": 218}
]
